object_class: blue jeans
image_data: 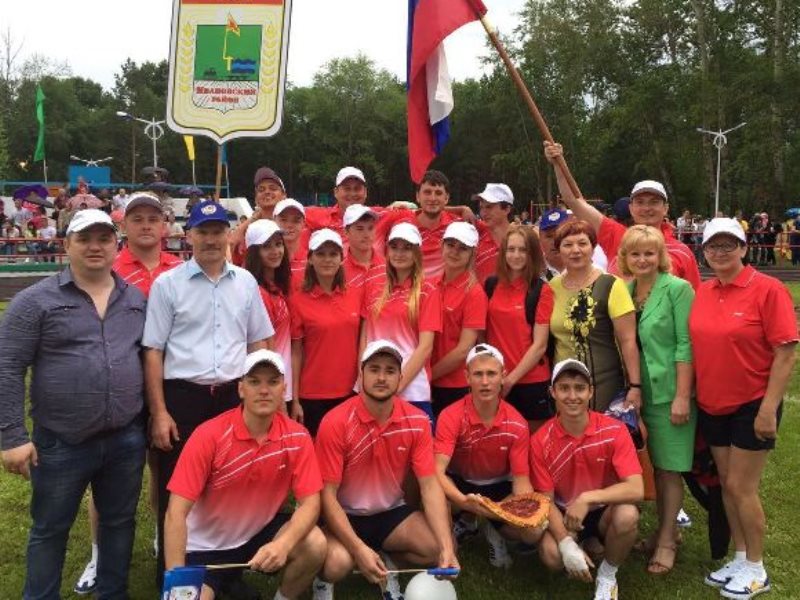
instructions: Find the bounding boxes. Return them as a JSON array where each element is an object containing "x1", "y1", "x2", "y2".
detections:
[{"x1": 25, "y1": 420, "x2": 146, "y2": 600}]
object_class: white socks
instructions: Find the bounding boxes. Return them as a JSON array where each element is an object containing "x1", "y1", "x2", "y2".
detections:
[
  {"x1": 597, "y1": 560, "x2": 618, "y2": 581},
  {"x1": 735, "y1": 550, "x2": 746, "y2": 562}
]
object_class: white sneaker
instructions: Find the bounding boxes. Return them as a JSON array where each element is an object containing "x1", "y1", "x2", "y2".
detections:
[
  {"x1": 312, "y1": 577, "x2": 334, "y2": 600},
  {"x1": 706, "y1": 558, "x2": 745, "y2": 588},
  {"x1": 484, "y1": 521, "x2": 512, "y2": 569},
  {"x1": 721, "y1": 566, "x2": 771, "y2": 599},
  {"x1": 593, "y1": 576, "x2": 618, "y2": 600},
  {"x1": 379, "y1": 553, "x2": 404, "y2": 600},
  {"x1": 73, "y1": 560, "x2": 97, "y2": 595},
  {"x1": 676, "y1": 508, "x2": 693, "y2": 528}
]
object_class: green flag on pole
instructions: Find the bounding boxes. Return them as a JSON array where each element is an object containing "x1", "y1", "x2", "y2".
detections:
[{"x1": 34, "y1": 85, "x2": 46, "y2": 162}]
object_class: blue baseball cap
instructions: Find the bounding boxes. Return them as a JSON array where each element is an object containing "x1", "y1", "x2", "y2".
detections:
[
  {"x1": 539, "y1": 208, "x2": 570, "y2": 231},
  {"x1": 186, "y1": 200, "x2": 230, "y2": 229}
]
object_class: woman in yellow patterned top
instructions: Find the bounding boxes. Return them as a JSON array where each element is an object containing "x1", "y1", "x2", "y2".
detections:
[{"x1": 549, "y1": 220, "x2": 641, "y2": 412}]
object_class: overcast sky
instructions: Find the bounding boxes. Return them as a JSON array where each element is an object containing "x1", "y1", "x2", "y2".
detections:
[{"x1": 2, "y1": 0, "x2": 525, "y2": 89}]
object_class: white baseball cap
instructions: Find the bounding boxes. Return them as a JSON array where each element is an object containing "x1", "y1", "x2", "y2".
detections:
[
  {"x1": 443, "y1": 222, "x2": 479, "y2": 248},
  {"x1": 66, "y1": 208, "x2": 116, "y2": 235},
  {"x1": 474, "y1": 183, "x2": 514, "y2": 205},
  {"x1": 245, "y1": 219, "x2": 282, "y2": 248},
  {"x1": 630, "y1": 180, "x2": 668, "y2": 201},
  {"x1": 273, "y1": 198, "x2": 305, "y2": 218},
  {"x1": 243, "y1": 349, "x2": 285, "y2": 376},
  {"x1": 387, "y1": 222, "x2": 422, "y2": 246},
  {"x1": 343, "y1": 204, "x2": 379, "y2": 227},
  {"x1": 466, "y1": 343, "x2": 504, "y2": 367},
  {"x1": 361, "y1": 339, "x2": 404, "y2": 366},
  {"x1": 551, "y1": 359, "x2": 591, "y2": 384},
  {"x1": 308, "y1": 228, "x2": 344, "y2": 251},
  {"x1": 124, "y1": 192, "x2": 164, "y2": 215},
  {"x1": 336, "y1": 166, "x2": 366, "y2": 186},
  {"x1": 702, "y1": 217, "x2": 746, "y2": 245}
]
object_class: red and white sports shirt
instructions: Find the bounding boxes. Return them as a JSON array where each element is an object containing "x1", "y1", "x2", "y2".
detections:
[
  {"x1": 362, "y1": 278, "x2": 442, "y2": 403},
  {"x1": 168, "y1": 408, "x2": 322, "y2": 552},
  {"x1": 315, "y1": 394, "x2": 436, "y2": 515},
  {"x1": 258, "y1": 285, "x2": 292, "y2": 401},
  {"x1": 530, "y1": 411, "x2": 641, "y2": 508},
  {"x1": 435, "y1": 395, "x2": 529, "y2": 484},
  {"x1": 343, "y1": 251, "x2": 386, "y2": 291},
  {"x1": 112, "y1": 246, "x2": 182, "y2": 297}
]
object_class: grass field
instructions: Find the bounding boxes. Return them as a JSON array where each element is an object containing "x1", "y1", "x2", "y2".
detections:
[{"x1": 0, "y1": 285, "x2": 799, "y2": 599}]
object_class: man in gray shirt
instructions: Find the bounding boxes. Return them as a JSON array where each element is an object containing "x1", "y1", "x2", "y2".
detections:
[{"x1": 0, "y1": 209, "x2": 147, "y2": 599}]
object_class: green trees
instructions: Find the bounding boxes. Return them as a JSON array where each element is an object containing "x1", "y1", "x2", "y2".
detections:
[{"x1": 0, "y1": 2, "x2": 798, "y2": 214}]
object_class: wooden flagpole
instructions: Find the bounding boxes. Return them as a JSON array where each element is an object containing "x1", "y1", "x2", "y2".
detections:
[{"x1": 467, "y1": 2, "x2": 582, "y2": 199}]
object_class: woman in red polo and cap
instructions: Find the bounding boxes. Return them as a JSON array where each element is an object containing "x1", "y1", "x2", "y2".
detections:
[
  {"x1": 290, "y1": 228, "x2": 363, "y2": 436},
  {"x1": 430, "y1": 222, "x2": 488, "y2": 417},
  {"x1": 361, "y1": 222, "x2": 442, "y2": 420},
  {"x1": 689, "y1": 218, "x2": 797, "y2": 599}
]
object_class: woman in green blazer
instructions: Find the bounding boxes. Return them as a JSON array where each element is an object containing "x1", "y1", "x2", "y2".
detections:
[{"x1": 619, "y1": 225, "x2": 696, "y2": 575}]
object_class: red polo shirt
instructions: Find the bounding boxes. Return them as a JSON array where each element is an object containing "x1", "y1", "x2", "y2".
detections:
[
  {"x1": 290, "y1": 284, "x2": 363, "y2": 399},
  {"x1": 343, "y1": 251, "x2": 386, "y2": 290},
  {"x1": 112, "y1": 246, "x2": 182, "y2": 297},
  {"x1": 474, "y1": 221, "x2": 501, "y2": 284},
  {"x1": 530, "y1": 412, "x2": 641, "y2": 508},
  {"x1": 168, "y1": 407, "x2": 322, "y2": 552},
  {"x1": 259, "y1": 285, "x2": 292, "y2": 401},
  {"x1": 435, "y1": 395, "x2": 529, "y2": 484},
  {"x1": 362, "y1": 278, "x2": 442, "y2": 403},
  {"x1": 688, "y1": 266, "x2": 799, "y2": 415},
  {"x1": 316, "y1": 394, "x2": 436, "y2": 515},
  {"x1": 597, "y1": 217, "x2": 701, "y2": 290},
  {"x1": 486, "y1": 278, "x2": 554, "y2": 384},
  {"x1": 431, "y1": 272, "x2": 488, "y2": 388},
  {"x1": 305, "y1": 206, "x2": 346, "y2": 239}
]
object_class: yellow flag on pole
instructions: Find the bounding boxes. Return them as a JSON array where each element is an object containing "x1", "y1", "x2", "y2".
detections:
[{"x1": 183, "y1": 135, "x2": 196, "y2": 161}]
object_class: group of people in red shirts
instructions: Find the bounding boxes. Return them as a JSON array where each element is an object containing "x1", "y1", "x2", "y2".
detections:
[{"x1": 2, "y1": 144, "x2": 796, "y2": 600}]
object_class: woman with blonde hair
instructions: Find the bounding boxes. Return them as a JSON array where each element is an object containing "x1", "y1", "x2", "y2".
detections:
[
  {"x1": 361, "y1": 222, "x2": 442, "y2": 419},
  {"x1": 431, "y1": 222, "x2": 488, "y2": 416},
  {"x1": 619, "y1": 225, "x2": 695, "y2": 574},
  {"x1": 290, "y1": 228, "x2": 363, "y2": 436},
  {"x1": 485, "y1": 224, "x2": 554, "y2": 429}
]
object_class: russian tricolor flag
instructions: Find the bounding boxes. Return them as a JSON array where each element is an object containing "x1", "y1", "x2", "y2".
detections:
[{"x1": 407, "y1": 0, "x2": 487, "y2": 183}]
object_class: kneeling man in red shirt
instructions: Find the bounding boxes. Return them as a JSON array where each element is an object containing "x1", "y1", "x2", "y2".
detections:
[
  {"x1": 164, "y1": 350, "x2": 326, "y2": 600},
  {"x1": 434, "y1": 343, "x2": 541, "y2": 569},
  {"x1": 531, "y1": 359, "x2": 644, "y2": 600},
  {"x1": 313, "y1": 340, "x2": 458, "y2": 600}
]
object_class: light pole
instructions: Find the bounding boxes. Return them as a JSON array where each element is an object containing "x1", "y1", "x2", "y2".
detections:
[
  {"x1": 116, "y1": 111, "x2": 166, "y2": 169},
  {"x1": 697, "y1": 122, "x2": 747, "y2": 217},
  {"x1": 70, "y1": 155, "x2": 114, "y2": 167}
]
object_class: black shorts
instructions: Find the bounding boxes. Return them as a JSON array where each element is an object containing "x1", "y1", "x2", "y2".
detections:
[
  {"x1": 186, "y1": 512, "x2": 290, "y2": 596},
  {"x1": 300, "y1": 395, "x2": 351, "y2": 438},
  {"x1": 558, "y1": 506, "x2": 609, "y2": 543},
  {"x1": 431, "y1": 386, "x2": 469, "y2": 418},
  {"x1": 698, "y1": 398, "x2": 783, "y2": 451},
  {"x1": 450, "y1": 474, "x2": 512, "y2": 502},
  {"x1": 348, "y1": 505, "x2": 415, "y2": 551},
  {"x1": 505, "y1": 382, "x2": 553, "y2": 421}
]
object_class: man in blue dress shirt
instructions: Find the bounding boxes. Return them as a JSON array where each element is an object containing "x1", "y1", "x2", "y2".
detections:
[{"x1": 142, "y1": 200, "x2": 273, "y2": 586}]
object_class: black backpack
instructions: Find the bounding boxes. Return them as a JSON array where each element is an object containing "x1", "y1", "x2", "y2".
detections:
[{"x1": 484, "y1": 275, "x2": 553, "y2": 366}]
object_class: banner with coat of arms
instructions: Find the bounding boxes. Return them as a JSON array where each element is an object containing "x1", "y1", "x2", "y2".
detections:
[{"x1": 166, "y1": 0, "x2": 292, "y2": 143}]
